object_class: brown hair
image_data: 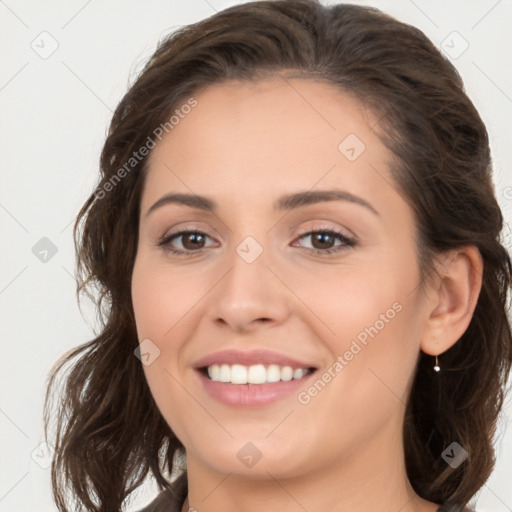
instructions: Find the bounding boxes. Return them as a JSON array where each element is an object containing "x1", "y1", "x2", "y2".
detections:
[{"x1": 43, "y1": 1, "x2": 512, "y2": 510}]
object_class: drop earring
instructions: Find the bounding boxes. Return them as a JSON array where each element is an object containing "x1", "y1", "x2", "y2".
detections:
[{"x1": 433, "y1": 336, "x2": 440, "y2": 372}]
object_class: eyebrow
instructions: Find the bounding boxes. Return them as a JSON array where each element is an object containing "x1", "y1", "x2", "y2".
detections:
[{"x1": 145, "y1": 189, "x2": 379, "y2": 218}]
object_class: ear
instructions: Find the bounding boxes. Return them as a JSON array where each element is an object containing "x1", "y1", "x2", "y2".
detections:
[{"x1": 420, "y1": 245, "x2": 484, "y2": 356}]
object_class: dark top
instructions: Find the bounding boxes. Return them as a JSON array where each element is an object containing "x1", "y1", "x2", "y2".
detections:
[{"x1": 135, "y1": 473, "x2": 475, "y2": 512}]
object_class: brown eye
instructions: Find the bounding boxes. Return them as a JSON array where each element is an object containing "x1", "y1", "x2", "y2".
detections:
[
  {"x1": 157, "y1": 227, "x2": 356, "y2": 257},
  {"x1": 294, "y1": 229, "x2": 356, "y2": 256},
  {"x1": 310, "y1": 232, "x2": 337, "y2": 250},
  {"x1": 180, "y1": 232, "x2": 207, "y2": 250},
  {"x1": 157, "y1": 229, "x2": 214, "y2": 255}
]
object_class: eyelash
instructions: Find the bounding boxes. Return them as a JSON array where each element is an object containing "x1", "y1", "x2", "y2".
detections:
[{"x1": 156, "y1": 226, "x2": 356, "y2": 257}]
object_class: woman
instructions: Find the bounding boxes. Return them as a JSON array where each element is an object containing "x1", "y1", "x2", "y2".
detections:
[{"x1": 43, "y1": 1, "x2": 512, "y2": 511}]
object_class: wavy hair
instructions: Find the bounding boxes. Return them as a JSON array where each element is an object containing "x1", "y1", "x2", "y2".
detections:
[{"x1": 43, "y1": 1, "x2": 512, "y2": 510}]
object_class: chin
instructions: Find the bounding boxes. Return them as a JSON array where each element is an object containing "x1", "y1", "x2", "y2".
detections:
[{"x1": 187, "y1": 438, "x2": 312, "y2": 479}]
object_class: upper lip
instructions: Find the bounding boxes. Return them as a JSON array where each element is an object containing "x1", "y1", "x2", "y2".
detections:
[{"x1": 193, "y1": 349, "x2": 317, "y2": 370}]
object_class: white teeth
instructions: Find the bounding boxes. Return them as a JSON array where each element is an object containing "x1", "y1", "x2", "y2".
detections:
[
  {"x1": 205, "y1": 363, "x2": 312, "y2": 384},
  {"x1": 219, "y1": 364, "x2": 230, "y2": 382},
  {"x1": 247, "y1": 364, "x2": 266, "y2": 384},
  {"x1": 231, "y1": 364, "x2": 247, "y2": 384},
  {"x1": 208, "y1": 365, "x2": 220, "y2": 380},
  {"x1": 266, "y1": 364, "x2": 281, "y2": 383},
  {"x1": 280, "y1": 366, "x2": 293, "y2": 381},
  {"x1": 293, "y1": 368, "x2": 306, "y2": 379}
]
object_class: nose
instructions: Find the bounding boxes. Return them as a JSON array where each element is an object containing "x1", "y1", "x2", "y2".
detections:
[{"x1": 207, "y1": 242, "x2": 291, "y2": 333}]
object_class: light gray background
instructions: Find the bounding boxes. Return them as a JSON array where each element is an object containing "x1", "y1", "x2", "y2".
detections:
[{"x1": 1, "y1": 1, "x2": 511, "y2": 511}]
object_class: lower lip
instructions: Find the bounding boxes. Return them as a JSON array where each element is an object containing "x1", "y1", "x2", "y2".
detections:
[{"x1": 196, "y1": 370, "x2": 316, "y2": 407}]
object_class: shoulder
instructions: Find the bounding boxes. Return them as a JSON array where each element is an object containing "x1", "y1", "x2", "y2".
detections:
[
  {"x1": 134, "y1": 473, "x2": 187, "y2": 512},
  {"x1": 437, "y1": 504, "x2": 476, "y2": 511}
]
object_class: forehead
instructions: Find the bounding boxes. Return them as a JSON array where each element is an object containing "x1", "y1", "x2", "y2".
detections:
[{"x1": 142, "y1": 76, "x2": 393, "y2": 210}]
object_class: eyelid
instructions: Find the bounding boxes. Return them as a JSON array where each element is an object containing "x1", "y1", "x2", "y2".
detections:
[
  {"x1": 156, "y1": 221, "x2": 357, "y2": 258},
  {"x1": 159, "y1": 222, "x2": 220, "y2": 240},
  {"x1": 158, "y1": 221, "x2": 354, "y2": 243},
  {"x1": 294, "y1": 222, "x2": 356, "y2": 241}
]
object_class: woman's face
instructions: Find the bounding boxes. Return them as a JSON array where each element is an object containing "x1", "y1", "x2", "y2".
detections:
[{"x1": 131, "y1": 77, "x2": 432, "y2": 480}]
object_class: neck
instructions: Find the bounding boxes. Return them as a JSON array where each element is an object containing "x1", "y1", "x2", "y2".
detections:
[{"x1": 182, "y1": 415, "x2": 438, "y2": 512}]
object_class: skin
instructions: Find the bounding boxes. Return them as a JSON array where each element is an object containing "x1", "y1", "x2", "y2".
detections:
[{"x1": 131, "y1": 76, "x2": 483, "y2": 512}]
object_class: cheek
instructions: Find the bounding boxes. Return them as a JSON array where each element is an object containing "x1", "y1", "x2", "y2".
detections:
[
  {"x1": 306, "y1": 250, "x2": 421, "y2": 409},
  {"x1": 306, "y1": 266, "x2": 404, "y2": 348},
  {"x1": 131, "y1": 270, "x2": 187, "y2": 445},
  {"x1": 141, "y1": 360, "x2": 193, "y2": 448},
  {"x1": 131, "y1": 254, "x2": 192, "y2": 342},
  {"x1": 131, "y1": 255, "x2": 202, "y2": 434}
]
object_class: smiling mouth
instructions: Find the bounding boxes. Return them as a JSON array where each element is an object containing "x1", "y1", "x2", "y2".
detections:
[{"x1": 199, "y1": 364, "x2": 317, "y2": 385}]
